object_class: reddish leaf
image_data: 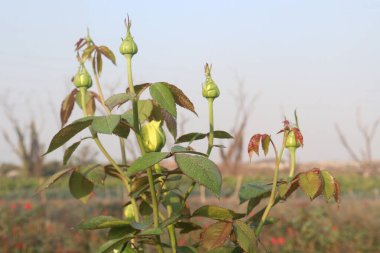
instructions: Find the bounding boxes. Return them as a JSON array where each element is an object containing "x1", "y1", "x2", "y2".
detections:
[
  {"x1": 96, "y1": 50, "x2": 103, "y2": 75},
  {"x1": 283, "y1": 119, "x2": 290, "y2": 128},
  {"x1": 200, "y1": 221, "x2": 232, "y2": 251},
  {"x1": 75, "y1": 38, "x2": 86, "y2": 51},
  {"x1": 248, "y1": 134, "x2": 261, "y2": 160},
  {"x1": 333, "y1": 178, "x2": 340, "y2": 204},
  {"x1": 165, "y1": 83, "x2": 197, "y2": 115},
  {"x1": 261, "y1": 134, "x2": 271, "y2": 156},
  {"x1": 60, "y1": 89, "x2": 78, "y2": 127},
  {"x1": 86, "y1": 95, "x2": 96, "y2": 116},
  {"x1": 293, "y1": 127, "x2": 304, "y2": 147}
]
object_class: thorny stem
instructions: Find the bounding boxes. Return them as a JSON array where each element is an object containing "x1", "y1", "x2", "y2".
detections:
[
  {"x1": 255, "y1": 133, "x2": 287, "y2": 236},
  {"x1": 91, "y1": 69, "x2": 139, "y2": 222},
  {"x1": 125, "y1": 55, "x2": 164, "y2": 253},
  {"x1": 79, "y1": 87, "x2": 140, "y2": 222}
]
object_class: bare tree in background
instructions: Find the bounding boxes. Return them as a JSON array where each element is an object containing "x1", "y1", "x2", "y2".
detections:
[
  {"x1": 335, "y1": 109, "x2": 380, "y2": 177},
  {"x1": 219, "y1": 79, "x2": 259, "y2": 199},
  {"x1": 2, "y1": 101, "x2": 44, "y2": 177}
]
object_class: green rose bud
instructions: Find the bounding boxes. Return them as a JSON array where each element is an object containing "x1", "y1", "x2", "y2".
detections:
[
  {"x1": 141, "y1": 120, "x2": 166, "y2": 152},
  {"x1": 202, "y1": 63, "x2": 220, "y2": 99},
  {"x1": 73, "y1": 65, "x2": 92, "y2": 89},
  {"x1": 119, "y1": 17, "x2": 138, "y2": 57},
  {"x1": 285, "y1": 130, "x2": 301, "y2": 149}
]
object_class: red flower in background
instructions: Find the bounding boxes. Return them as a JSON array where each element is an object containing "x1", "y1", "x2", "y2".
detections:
[
  {"x1": 270, "y1": 237, "x2": 278, "y2": 245},
  {"x1": 24, "y1": 202, "x2": 32, "y2": 210},
  {"x1": 277, "y1": 236, "x2": 286, "y2": 245},
  {"x1": 15, "y1": 242, "x2": 24, "y2": 249},
  {"x1": 270, "y1": 236, "x2": 286, "y2": 246},
  {"x1": 332, "y1": 225, "x2": 338, "y2": 231}
]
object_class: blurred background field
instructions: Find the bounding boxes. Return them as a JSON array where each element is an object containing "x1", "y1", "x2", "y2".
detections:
[{"x1": 1, "y1": 167, "x2": 380, "y2": 253}]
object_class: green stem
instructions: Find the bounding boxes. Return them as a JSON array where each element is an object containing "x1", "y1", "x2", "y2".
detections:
[
  {"x1": 155, "y1": 164, "x2": 177, "y2": 253},
  {"x1": 125, "y1": 55, "x2": 163, "y2": 252},
  {"x1": 183, "y1": 98, "x2": 215, "y2": 207},
  {"x1": 288, "y1": 147, "x2": 296, "y2": 178},
  {"x1": 79, "y1": 87, "x2": 139, "y2": 222},
  {"x1": 206, "y1": 98, "x2": 215, "y2": 156},
  {"x1": 255, "y1": 135, "x2": 287, "y2": 236},
  {"x1": 92, "y1": 71, "x2": 139, "y2": 221}
]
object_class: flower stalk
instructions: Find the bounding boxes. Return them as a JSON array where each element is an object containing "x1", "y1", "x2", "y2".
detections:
[{"x1": 255, "y1": 132, "x2": 287, "y2": 236}]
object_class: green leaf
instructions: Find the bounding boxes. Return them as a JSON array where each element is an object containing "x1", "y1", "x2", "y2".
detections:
[
  {"x1": 98, "y1": 45, "x2": 116, "y2": 65},
  {"x1": 92, "y1": 115, "x2": 121, "y2": 134},
  {"x1": 321, "y1": 170, "x2": 335, "y2": 201},
  {"x1": 105, "y1": 93, "x2": 134, "y2": 111},
  {"x1": 69, "y1": 170, "x2": 94, "y2": 204},
  {"x1": 201, "y1": 221, "x2": 233, "y2": 251},
  {"x1": 137, "y1": 99, "x2": 154, "y2": 124},
  {"x1": 299, "y1": 170, "x2": 322, "y2": 200},
  {"x1": 192, "y1": 205, "x2": 245, "y2": 221},
  {"x1": 36, "y1": 168, "x2": 74, "y2": 193},
  {"x1": 233, "y1": 220, "x2": 257, "y2": 253},
  {"x1": 82, "y1": 45, "x2": 96, "y2": 62},
  {"x1": 175, "y1": 221, "x2": 202, "y2": 234},
  {"x1": 63, "y1": 141, "x2": 81, "y2": 165},
  {"x1": 239, "y1": 182, "x2": 271, "y2": 203},
  {"x1": 171, "y1": 146, "x2": 208, "y2": 157},
  {"x1": 138, "y1": 228, "x2": 163, "y2": 236},
  {"x1": 261, "y1": 134, "x2": 271, "y2": 156},
  {"x1": 176, "y1": 246, "x2": 198, "y2": 253},
  {"x1": 212, "y1": 131, "x2": 233, "y2": 139},
  {"x1": 80, "y1": 165, "x2": 106, "y2": 185},
  {"x1": 164, "y1": 83, "x2": 197, "y2": 115},
  {"x1": 77, "y1": 216, "x2": 131, "y2": 230},
  {"x1": 76, "y1": 90, "x2": 96, "y2": 116},
  {"x1": 175, "y1": 154, "x2": 222, "y2": 197},
  {"x1": 159, "y1": 212, "x2": 182, "y2": 229},
  {"x1": 96, "y1": 236, "x2": 130, "y2": 253},
  {"x1": 208, "y1": 247, "x2": 244, "y2": 253},
  {"x1": 96, "y1": 50, "x2": 103, "y2": 75},
  {"x1": 126, "y1": 83, "x2": 151, "y2": 97},
  {"x1": 44, "y1": 117, "x2": 93, "y2": 155},
  {"x1": 108, "y1": 227, "x2": 137, "y2": 240},
  {"x1": 112, "y1": 120, "x2": 131, "y2": 139},
  {"x1": 127, "y1": 152, "x2": 169, "y2": 176},
  {"x1": 150, "y1": 82, "x2": 177, "y2": 118},
  {"x1": 161, "y1": 108, "x2": 177, "y2": 139},
  {"x1": 247, "y1": 198, "x2": 261, "y2": 214},
  {"x1": 175, "y1": 132, "x2": 207, "y2": 144}
]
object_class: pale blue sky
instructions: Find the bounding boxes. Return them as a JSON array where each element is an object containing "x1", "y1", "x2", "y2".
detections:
[{"x1": 0, "y1": 0, "x2": 379, "y2": 163}]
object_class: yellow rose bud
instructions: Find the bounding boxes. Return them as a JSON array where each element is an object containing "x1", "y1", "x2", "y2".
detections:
[
  {"x1": 123, "y1": 204, "x2": 135, "y2": 222},
  {"x1": 141, "y1": 120, "x2": 166, "y2": 152},
  {"x1": 73, "y1": 65, "x2": 92, "y2": 89},
  {"x1": 202, "y1": 63, "x2": 220, "y2": 99},
  {"x1": 119, "y1": 17, "x2": 138, "y2": 57},
  {"x1": 285, "y1": 130, "x2": 301, "y2": 149}
]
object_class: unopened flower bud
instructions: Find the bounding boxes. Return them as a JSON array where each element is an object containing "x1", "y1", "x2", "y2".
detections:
[
  {"x1": 73, "y1": 65, "x2": 92, "y2": 89},
  {"x1": 285, "y1": 130, "x2": 301, "y2": 149},
  {"x1": 119, "y1": 18, "x2": 138, "y2": 57},
  {"x1": 141, "y1": 120, "x2": 166, "y2": 152},
  {"x1": 202, "y1": 64, "x2": 220, "y2": 99}
]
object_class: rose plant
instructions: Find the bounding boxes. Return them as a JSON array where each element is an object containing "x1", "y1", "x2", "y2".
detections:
[{"x1": 39, "y1": 18, "x2": 340, "y2": 253}]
